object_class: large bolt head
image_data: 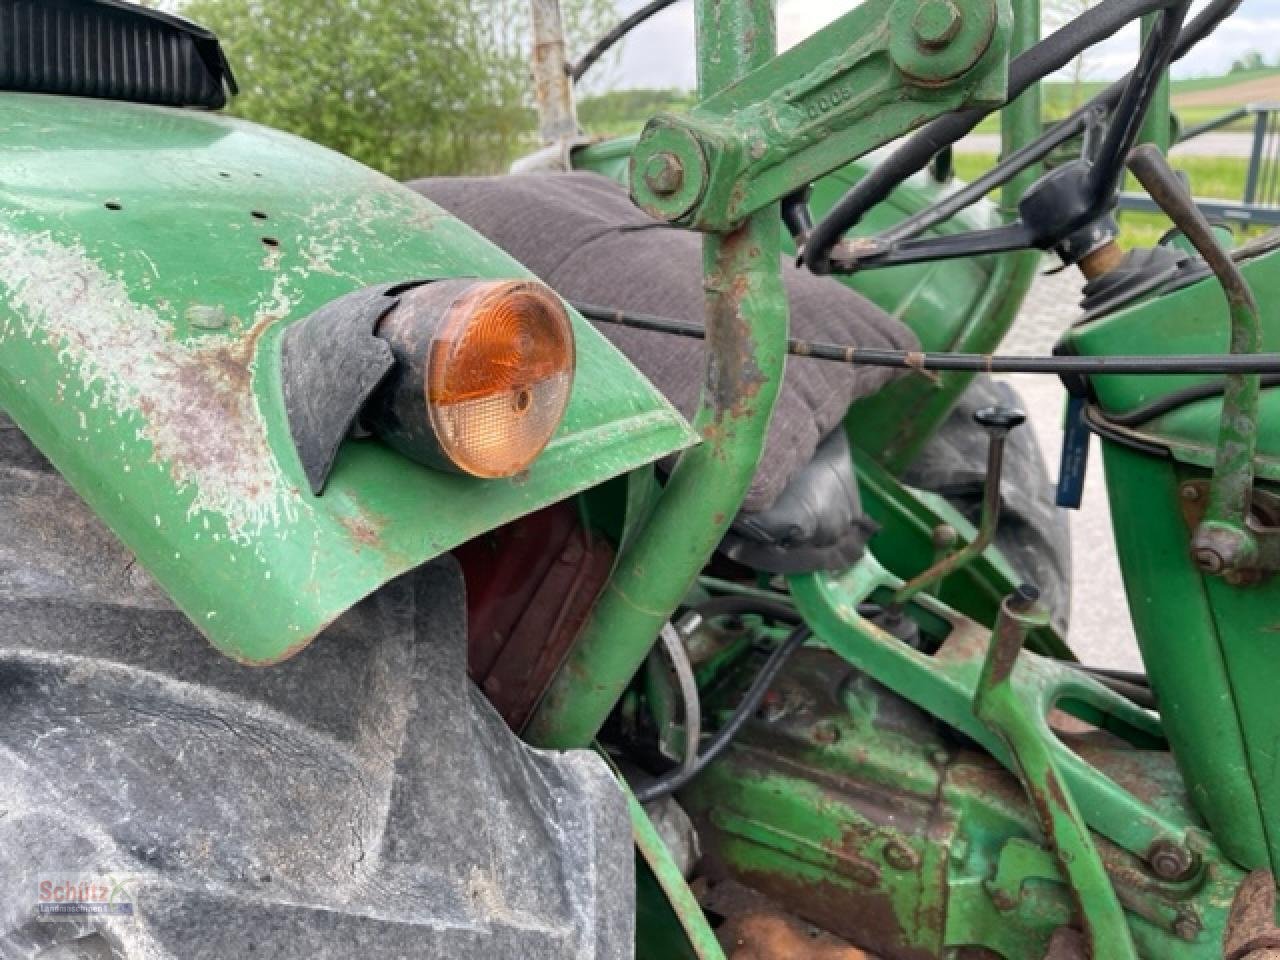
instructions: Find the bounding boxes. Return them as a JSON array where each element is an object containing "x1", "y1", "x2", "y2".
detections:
[
  {"x1": 913, "y1": 0, "x2": 962, "y2": 49},
  {"x1": 1192, "y1": 547, "x2": 1225, "y2": 574},
  {"x1": 642, "y1": 152, "x2": 685, "y2": 196},
  {"x1": 1148, "y1": 838, "x2": 1196, "y2": 882}
]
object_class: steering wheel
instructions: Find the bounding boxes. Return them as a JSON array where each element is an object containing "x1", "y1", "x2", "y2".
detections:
[{"x1": 794, "y1": 0, "x2": 1225, "y2": 276}]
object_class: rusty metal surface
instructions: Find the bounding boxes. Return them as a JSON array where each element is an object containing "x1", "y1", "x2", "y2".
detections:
[
  {"x1": 530, "y1": 0, "x2": 580, "y2": 149},
  {"x1": 1225, "y1": 871, "x2": 1280, "y2": 960}
]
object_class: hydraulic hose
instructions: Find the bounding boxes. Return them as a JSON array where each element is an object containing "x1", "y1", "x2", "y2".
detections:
[{"x1": 570, "y1": 0, "x2": 682, "y2": 82}]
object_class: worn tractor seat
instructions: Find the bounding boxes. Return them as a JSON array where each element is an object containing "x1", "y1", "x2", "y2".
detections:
[{"x1": 410, "y1": 173, "x2": 919, "y2": 571}]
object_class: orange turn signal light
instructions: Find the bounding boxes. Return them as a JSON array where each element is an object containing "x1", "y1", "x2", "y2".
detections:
[{"x1": 365, "y1": 279, "x2": 575, "y2": 478}]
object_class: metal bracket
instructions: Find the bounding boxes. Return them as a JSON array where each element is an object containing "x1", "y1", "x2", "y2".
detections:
[
  {"x1": 1177, "y1": 479, "x2": 1280, "y2": 585},
  {"x1": 974, "y1": 587, "x2": 1139, "y2": 959},
  {"x1": 629, "y1": 0, "x2": 1011, "y2": 231},
  {"x1": 1127, "y1": 145, "x2": 1280, "y2": 583},
  {"x1": 789, "y1": 554, "x2": 1196, "y2": 876}
]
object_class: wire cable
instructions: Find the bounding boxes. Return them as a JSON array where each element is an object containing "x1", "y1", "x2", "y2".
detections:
[
  {"x1": 633, "y1": 624, "x2": 811, "y2": 804},
  {"x1": 575, "y1": 301, "x2": 1280, "y2": 376},
  {"x1": 656, "y1": 622, "x2": 702, "y2": 777}
]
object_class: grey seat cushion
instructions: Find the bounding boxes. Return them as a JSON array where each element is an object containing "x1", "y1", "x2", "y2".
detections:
[{"x1": 409, "y1": 172, "x2": 918, "y2": 513}]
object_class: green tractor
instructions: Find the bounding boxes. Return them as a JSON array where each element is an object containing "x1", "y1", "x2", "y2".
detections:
[{"x1": 1, "y1": 1, "x2": 1279, "y2": 958}]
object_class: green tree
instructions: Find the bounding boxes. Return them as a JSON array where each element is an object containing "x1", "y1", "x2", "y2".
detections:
[
  {"x1": 1229, "y1": 51, "x2": 1266, "y2": 74},
  {"x1": 1043, "y1": 0, "x2": 1098, "y2": 110},
  {"x1": 179, "y1": 0, "x2": 615, "y2": 178}
]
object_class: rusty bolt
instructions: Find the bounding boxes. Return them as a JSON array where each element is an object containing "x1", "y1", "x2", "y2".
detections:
[
  {"x1": 643, "y1": 152, "x2": 685, "y2": 196},
  {"x1": 884, "y1": 840, "x2": 920, "y2": 871},
  {"x1": 1193, "y1": 546, "x2": 1226, "y2": 575},
  {"x1": 811, "y1": 720, "x2": 841, "y2": 745},
  {"x1": 913, "y1": 0, "x2": 962, "y2": 49},
  {"x1": 1148, "y1": 838, "x2": 1197, "y2": 882},
  {"x1": 991, "y1": 890, "x2": 1018, "y2": 912},
  {"x1": 932, "y1": 523, "x2": 959, "y2": 551},
  {"x1": 1173, "y1": 910, "x2": 1201, "y2": 941},
  {"x1": 850, "y1": 861, "x2": 882, "y2": 887},
  {"x1": 1180, "y1": 483, "x2": 1201, "y2": 502}
]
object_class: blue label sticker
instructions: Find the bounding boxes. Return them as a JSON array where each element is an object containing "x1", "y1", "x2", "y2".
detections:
[{"x1": 1056, "y1": 394, "x2": 1089, "y2": 510}]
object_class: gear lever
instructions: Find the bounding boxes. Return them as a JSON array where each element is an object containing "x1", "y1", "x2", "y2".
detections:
[{"x1": 889, "y1": 405, "x2": 1026, "y2": 611}]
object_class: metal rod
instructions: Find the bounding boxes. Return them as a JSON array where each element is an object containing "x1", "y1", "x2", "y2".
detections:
[
  {"x1": 1177, "y1": 105, "x2": 1248, "y2": 143},
  {"x1": 891, "y1": 419, "x2": 1011, "y2": 609},
  {"x1": 576, "y1": 301, "x2": 1280, "y2": 375},
  {"x1": 527, "y1": 0, "x2": 788, "y2": 750},
  {"x1": 1128, "y1": 142, "x2": 1263, "y2": 572},
  {"x1": 529, "y1": 0, "x2": 580, "y2": 147},
  {"x1": 1245, "y1": 109, "x2": 1268, "y2": 205}
]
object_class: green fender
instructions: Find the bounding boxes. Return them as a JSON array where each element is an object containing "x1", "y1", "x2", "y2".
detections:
[{"x1": 0, "y1": 93, "x2": 695, "y2": 665}]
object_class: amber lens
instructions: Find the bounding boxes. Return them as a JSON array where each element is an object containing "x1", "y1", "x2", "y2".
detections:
[{"x1": 426, "y1": 280, "x2": 575, "y2": 478}]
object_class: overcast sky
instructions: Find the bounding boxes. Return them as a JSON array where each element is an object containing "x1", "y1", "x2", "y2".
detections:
[{"x1": 595, "y1": 0, "x2": 1278, "y2": 91}]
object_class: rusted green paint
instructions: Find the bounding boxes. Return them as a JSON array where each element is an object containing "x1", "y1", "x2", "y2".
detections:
[
  {"x1": 527, "y1": 0, "x2": 790, "y2": 750},
  {"x1": 974, "y1": 591, "x2": 1139, "y2": 959},
  {"x1": 0, "y1": 92, "x2": 695, "y2": 664},
  {"x1": 677, "y1": 629, "x2": 1244, "y2": 958},
  {"x1": 629, "y1": 788, "x2": 727, "y2": 960},
  {"x1": 891, "y1": 415, "x2": 1012, "y2": 610},
  {"x1": 843, "y1": 0, "x2": 1042, "y2": 473},
  {"x1": 789, "y1": 555, "x2": 1191, "y2": 864},
  {"x1": 853, "y1": 452, "x2": 1073, "y2": 658},
  {"x1": 1125, "y1": 144, "x2": 1265, "y2": 581}
]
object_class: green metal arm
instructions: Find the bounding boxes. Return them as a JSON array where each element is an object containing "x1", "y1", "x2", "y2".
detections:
[
  {"x1": 1126, "y1": 145, "x2": 1273, "y2": 581},
  {"x1": 629, "y1": 0, "x2": 1012, "y2": 231},
  {"x1": 975, "y1": 589, "x2": 1139, "y2": 959},
  {"x1": 527, "y1": 0, "x2": 789, "y2": 750},
  {"x1": 790, "y1": 555, "x2": 1193, "y2": 869}
]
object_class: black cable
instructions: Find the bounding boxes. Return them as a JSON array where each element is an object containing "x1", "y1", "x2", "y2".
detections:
[
  {"x1": 575, "y1": 301, "x2": 1280, "y2": 376},
  {"x1": 1067, "y1": 664, "x2": 1155, "y2": 708},
  {"x1": 570, "y1": 0, "x2": 682, "y2": 83},
  {"x1": 633, "y1": 625, "x2": 811, "y2": 804},
  {"x1": 803, "y1": 0, "x2": 1239, "y2": 274}
]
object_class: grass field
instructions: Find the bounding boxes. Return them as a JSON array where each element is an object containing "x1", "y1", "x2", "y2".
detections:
[
  {"x1": 970, "y1": 67, "x2": 1280, "y2": 134},
  {"x1": 579, "y1": 68, "x2": 1280, "y2": 141},
  {"x1": 953, "y1": 152, "x2": 1256, "y2": 248}
]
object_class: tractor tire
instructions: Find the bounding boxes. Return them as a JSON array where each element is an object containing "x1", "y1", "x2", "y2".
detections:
[
  {"x1": 902, "y1": 376, "x2": 1072, "y2": 636},
  {"x1": 0, "y1": 416, "x2": 632, "y2": 960}
]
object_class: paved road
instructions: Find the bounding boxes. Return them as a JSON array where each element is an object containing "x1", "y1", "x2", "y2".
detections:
[
  {"x1": 958, "y1": 130, "x2": 1258, "y2": 157},
  {"x1": 1002, "y1": 269, "x2": 1143, "y2": 671}
]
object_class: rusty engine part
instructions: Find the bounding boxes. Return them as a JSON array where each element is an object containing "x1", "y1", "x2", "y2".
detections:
[
  {"x1": 703, "y1": 876, "x2": 869, "y2": 960},
  {"x1": 1225, "y1": 871, "x2": 1280, "y2": 960},
  {"x1": 455, "y1": 501, "x2": 614, "y2": 730}
]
